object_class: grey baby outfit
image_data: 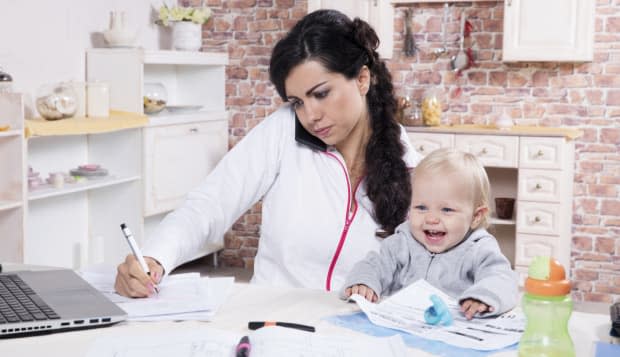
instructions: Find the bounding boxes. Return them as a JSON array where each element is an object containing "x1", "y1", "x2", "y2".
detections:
[{"x1": 341, "y1": 221, "x2": 518, "y2": 316}]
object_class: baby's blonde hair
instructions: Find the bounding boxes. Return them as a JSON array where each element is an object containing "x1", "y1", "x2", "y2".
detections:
[{"x1": 412, "y1": 148, "x2": 491, "y2": 229}]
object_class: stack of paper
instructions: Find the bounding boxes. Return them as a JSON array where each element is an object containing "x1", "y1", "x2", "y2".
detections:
[
  {"x1": 349, "y1": 279, "x2": 524, "y2": 351},
  {"x1": 87, "y1": 325, "x2": 408, "y2": 357},
  {"x1": 79, "y1": 267, "x2": 234, "y2": 321}
]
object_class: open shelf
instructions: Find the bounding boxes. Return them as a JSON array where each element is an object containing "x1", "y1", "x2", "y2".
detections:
[
  {"x1": 0, "y1": 129, "x2": 21, "y2": 138},
  {"x1": 0, "y1": 200, "x2": 22, "y2": 211},
  {"x1": 28, "y1": 175, "x2": 141, "y2": 201}
]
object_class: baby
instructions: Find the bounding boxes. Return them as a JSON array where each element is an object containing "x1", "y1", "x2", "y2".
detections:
[{"x1": 342, "y1": 148, "x2": 518, "y2": 319}]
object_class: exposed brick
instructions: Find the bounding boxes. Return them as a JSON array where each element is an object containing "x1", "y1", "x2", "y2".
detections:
[
  {"x1": 602, "y1": 200, "x2": 620, "y2": 216},
  {"x1": 595, "y1": 237, "x2": 616, "y2": 254},
  {"x1": 573, "y1": 236, "x2": 593, "y2": 251}
]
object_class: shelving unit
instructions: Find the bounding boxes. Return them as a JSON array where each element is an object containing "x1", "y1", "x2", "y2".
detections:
[
  {"x1": 87, "y1": 49, "x2": 229, "y2": 261},
  {"x1": 0, "y1": 93, "x2": 26, "y2": 264},
  {"x1": 25, "y1": 114, "x2": 147, "y2": 269},
  {"x1": 407, "y1": 125, "x2": 582, "y2": 284}
]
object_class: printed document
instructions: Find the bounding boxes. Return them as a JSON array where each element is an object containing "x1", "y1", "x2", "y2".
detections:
[
  {"x1": 350, "y1": 279, "x2": 524, "y2": 351},
  {"x1": 80, "y1": 267, "x2": 234, "y2": 321}
]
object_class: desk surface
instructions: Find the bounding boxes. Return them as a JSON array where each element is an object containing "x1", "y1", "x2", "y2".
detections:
[{"x1": 0, "y1": 266, "x2": 613, "y2": 357}]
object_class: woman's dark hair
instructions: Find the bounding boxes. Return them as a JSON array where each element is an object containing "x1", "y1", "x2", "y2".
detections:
[{"x1": 269, "y1": 9, "x2": 411, "y2": 235}]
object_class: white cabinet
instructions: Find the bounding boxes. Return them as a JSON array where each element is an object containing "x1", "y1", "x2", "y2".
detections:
[
  {"x1": 0, "y1": 93, "x2": 26, "y2": 264},
  {"x1": 307, "y1": 0, "x2": 395, "y2": 59},
  {"x1": 87, "y1": 49, "x2": 229, "y2": 259},
  {"x1": 143, "y1": 119, "x2": 228, "y2": 216},
  {"x1": 502, "y1": 0, "x2": 595, "y2": 62},
  {"x1": 408, "y1": 126, "x2": 579, "y2": 282}
]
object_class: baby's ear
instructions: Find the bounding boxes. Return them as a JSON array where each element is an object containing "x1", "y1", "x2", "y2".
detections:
[{"x1": 471, "y1": 205, "x2": 488, "y2": 229}]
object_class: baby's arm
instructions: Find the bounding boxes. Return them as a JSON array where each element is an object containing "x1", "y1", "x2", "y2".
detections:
[
  {"x1": 340, "y1": 231, "x2": 410, "y2": 301},
  {"x1": 344, "y1": 284, "x2": 378, "y2": 302},
  {"x1": 458, "y1": 237, "x2": 518, "y2": 317}
]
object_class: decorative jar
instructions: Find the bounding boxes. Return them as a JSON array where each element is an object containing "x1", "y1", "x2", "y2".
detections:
[
  {"x1": 35, "y1": 83, "x2": 78, "y2": 120},
  {"x1": 143, "y1": 82, "x2": 167, "y2": 114},
  {"x1": 420, "y1": 89, "x2": 443, "y2": 126},
  {"x1": 172, "y1": 21, "x2": 202, "y2": 51}
]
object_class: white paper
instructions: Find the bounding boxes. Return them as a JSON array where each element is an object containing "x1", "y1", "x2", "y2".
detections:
[
  {"x1": 87, "y1": 325, "x2": 408, "y2": 357},
  {"x1": 351, "y1": 279, "x2": 524, "y2": 351},
  {"x1": 79, "y1": 267, "x2": 234, "y2": 321}
]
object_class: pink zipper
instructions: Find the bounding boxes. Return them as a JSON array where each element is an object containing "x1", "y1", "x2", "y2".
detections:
[{"x1": 323, "y1": 151, "x2": 361, "y2": 291}]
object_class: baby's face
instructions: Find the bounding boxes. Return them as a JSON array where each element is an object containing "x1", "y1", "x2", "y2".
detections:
[{"x1": 409, "y1": 171, "x2": 477, "y2": 253}]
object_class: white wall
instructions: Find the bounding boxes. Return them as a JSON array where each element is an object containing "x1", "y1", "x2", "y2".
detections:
[{"x1": 0, "y1": 0, "x2": 175, "y2": 116}]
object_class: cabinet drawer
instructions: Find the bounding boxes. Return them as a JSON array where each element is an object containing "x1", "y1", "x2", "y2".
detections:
[
  {"x1": 515, "y1": 233, "x2": 561, "y2": 266},
  {"x1": 519, "y1": 137, "x2": 565, "y2": 170},
  {"x1": 518, "y1": 169, "x2": 564, "y2": 203},
  {"x1": 143, "y1": 120, "x2": 228, "y2": 216},
  {"x1": 407, "y1": 133, "x2": 454, "y2": 157},
  {"x1": 454, "y1": 135, "x2": 518, "y2": 168},
  {"x1": 516, "y1": 201, "x2": 561, "y2": 236}
]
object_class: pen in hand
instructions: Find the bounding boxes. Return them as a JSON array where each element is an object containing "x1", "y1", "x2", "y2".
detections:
[{"x1": 120, "y1": 223, "x2": 159, "y2": 294}]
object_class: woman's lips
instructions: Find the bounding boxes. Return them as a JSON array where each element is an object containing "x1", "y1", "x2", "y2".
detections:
[{"x1": 314, "y1": 126, "x2": 331, "y2": 138}]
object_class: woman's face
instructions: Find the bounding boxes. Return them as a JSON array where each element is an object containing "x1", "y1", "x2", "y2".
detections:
[{"x1": 284, "y1": 60, "x2": 370, "y2": 147}]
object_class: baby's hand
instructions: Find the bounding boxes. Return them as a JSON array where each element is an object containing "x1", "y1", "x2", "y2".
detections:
[
  {"x1": 460, "y1": 298, "x2": 493, "y2": 320},
  {"x1": 345, "y1": 284, "x2": 378, "y2": 303}
]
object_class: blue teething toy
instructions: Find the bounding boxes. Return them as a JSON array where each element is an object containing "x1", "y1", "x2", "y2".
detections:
[{"x1": 424, "y1": 294, "x2": 453, "y2": 326}]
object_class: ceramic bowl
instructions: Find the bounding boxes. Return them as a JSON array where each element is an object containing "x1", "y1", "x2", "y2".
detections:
[{"x1": 103, "y1": 29, "x2": 137, "y2": 47}]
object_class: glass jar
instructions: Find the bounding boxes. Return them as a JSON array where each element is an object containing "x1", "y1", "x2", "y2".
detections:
[
  {"x1": 86, "y1": 81, "x2": 110, "y2": 118},
  {"x1": 420, "y1": 89, "x2": 443, "y2": 126},
  {"x1": 0, "y1": 67, "x2": 13, "y2": 93},
  {"x1": 35, "y1": 83, "x2": 78, "y2": 120},
  {"x1": 143, "y1": 82, "x2": 167, "y2": 114}
]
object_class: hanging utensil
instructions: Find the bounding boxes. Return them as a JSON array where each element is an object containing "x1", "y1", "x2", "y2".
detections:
[
  {"x1": 433, "y1": 3, "x2": 449, "y2": 57},
  {"x1": 404, "y1": 9, "x2": 416, "y2": 57},
  {"x1": 450, "y1": 13, "x2": 469, "y2": 72}
]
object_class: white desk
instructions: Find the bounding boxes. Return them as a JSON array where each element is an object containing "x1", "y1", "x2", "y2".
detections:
[{"x1": 0, "y1": 268, "x2": 614, "y2": 357}]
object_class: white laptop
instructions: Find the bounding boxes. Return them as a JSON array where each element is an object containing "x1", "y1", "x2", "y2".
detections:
[{"x1": 0, "y1": 269, "x2": 127, "y2": 338}]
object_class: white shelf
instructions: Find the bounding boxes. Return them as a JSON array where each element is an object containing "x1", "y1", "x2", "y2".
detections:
[
  {"x1": 0, "y1": 129, "x2": 22, "y2": 138},
  {"x1": 28, "y1": 175, "x2": 141, "y2": 201},
  {"x1": 144, "y1": 50, "x2": 228, "y2": 65},
  {"x1": 146, "y1": 110, "x2": 228, "y2": 127},
  {"x1": 490, "y1": 217, "x2": 516, "y2": 226},
  {"x1": 0, "y1": 200, "x2": 22, "y2": 211}
]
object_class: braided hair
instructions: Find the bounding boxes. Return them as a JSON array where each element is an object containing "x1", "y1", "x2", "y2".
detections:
[{"x1": 269, "y1": 10, "x2": 411, "y2": 235}]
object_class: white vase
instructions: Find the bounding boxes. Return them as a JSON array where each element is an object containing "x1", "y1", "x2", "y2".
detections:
[{"x1": 172, "y1": 21, "x2": 202, "y2": 51}]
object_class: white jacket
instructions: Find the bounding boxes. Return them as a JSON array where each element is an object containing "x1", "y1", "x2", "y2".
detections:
[{"x1": 143, "y1": 106, "x2": 421, "y2": 291}]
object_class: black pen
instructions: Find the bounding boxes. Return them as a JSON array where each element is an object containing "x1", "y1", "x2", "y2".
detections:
[
  {"x1": 235, "y1": 335, "x2": 250, "y2": 357},
  {"x1": 248, "y1": 321, "x2": 315, "y2": 332}
]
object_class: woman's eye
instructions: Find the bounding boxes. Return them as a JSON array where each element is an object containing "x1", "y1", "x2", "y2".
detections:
[
  {"x1": 314, "y1": 90, "x2": 329, "y2": 99},
  {"x1": 290, "y1": 99, "x2": 303, "y2": 109}
]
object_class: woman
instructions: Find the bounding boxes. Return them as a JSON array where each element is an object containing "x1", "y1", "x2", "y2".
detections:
[{"x1": 115, "y1": 9, "x2": 421, "y2": 297}]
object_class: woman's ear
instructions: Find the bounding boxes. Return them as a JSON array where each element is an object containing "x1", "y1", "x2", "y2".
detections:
[
  {"x1": 357, "y1": 65, "x2": 371, "y2": 96},
  {"x1": 471, "y1": 205, "x2": 488, "y2": 229}
]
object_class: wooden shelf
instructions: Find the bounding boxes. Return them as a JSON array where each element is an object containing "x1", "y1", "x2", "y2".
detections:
[
  {"x1": 25, "y1": 111, "x2": 148, "y2": 138},
  {"x1": 0, "y1": 129, "x2": 21, "y2": 138},
  {"x1": 28, "y1": 175, "x2": 141, "y2": 201}
]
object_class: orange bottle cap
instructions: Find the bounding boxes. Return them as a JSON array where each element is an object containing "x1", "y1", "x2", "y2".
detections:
[{"x1": 524, "y1": 256, "x2": 571, "y2": 296}]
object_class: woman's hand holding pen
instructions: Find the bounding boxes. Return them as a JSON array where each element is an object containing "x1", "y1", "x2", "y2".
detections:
[{"x1": 114, "y1": 255, "x2": 164, "y2": 298}]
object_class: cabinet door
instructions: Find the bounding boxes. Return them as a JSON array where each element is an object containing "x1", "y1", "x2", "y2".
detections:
[
  {"x1": 307, "y1": 0, "x2": 394, "y2": 59},
  {"x1": 503, "y1": 0, "x2": 595, "y2": 61},
  {"x1": 407, "y1": 132, "x2": 454, "y2": 157},
  {"x1": 143, "y1": 120, "x2": 228, "y2": 216}
]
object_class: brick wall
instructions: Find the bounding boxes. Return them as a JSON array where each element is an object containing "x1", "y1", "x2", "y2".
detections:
[{"x1": 190, "y1": 0, "x2": 619, "y2": 303}]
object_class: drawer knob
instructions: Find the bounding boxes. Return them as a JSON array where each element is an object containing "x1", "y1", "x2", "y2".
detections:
[
  {"x1": 189, "y1": 128, "x2": 199, "y2": 133},
  {"x1": 481, "y1": 148, "x2": 488, "y2": 155},
  {"x1": 535, "y1": 183, "x2": 542, "y2": 190},
  {"x1": 534, "y1": 216, "x2": 541, "y2": 223},
  {"x1": 536, "y1": 149, "x2": 544, "y2": 157},
  {"x1": 418, "y1": 145, "x2": 425, "y2": 152}
]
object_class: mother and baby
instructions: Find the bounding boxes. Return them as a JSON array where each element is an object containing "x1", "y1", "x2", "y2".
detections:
[{"x1": 114, "y1": 9, "x2": 518, "y2": 320}]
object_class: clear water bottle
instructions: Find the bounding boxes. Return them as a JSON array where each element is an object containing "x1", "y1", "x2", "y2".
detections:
[{"x1": 518, "y1": 256, "x2": 574, "y2": 357}]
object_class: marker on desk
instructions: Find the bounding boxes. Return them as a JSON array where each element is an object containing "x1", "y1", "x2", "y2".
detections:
[
  {"x1": 248, "y1": 321, "x2": 315, "y2": 333},
  {"x1": 120, "y1": 223, "x2": 159, "y2": 294},
  {"x1": 235, "y1": 335, "x2": 251, "y2": 357}
]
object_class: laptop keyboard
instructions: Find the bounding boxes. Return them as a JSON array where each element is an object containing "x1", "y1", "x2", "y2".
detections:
[{"x1": 0, "y1": 274, "x2": 61, "y2": 324}]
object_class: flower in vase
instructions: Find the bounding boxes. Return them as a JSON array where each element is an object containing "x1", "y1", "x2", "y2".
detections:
[{"x1": 157, "y1": 4, "x2": 212, "y2": 27}]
